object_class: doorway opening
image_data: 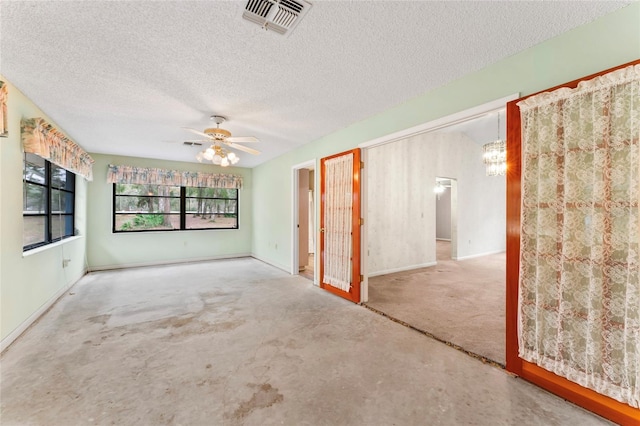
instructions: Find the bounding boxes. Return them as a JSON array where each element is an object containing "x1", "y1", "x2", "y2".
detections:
[
  {"x1": 435, "y1": 177, "x2": 457, "y2": 260},
  {"x1": 362, "y1": 102, "x2": 511, "y2": 366},
  {"x1": 291, "y1": 160, "x2": 316, "y2": 283}
]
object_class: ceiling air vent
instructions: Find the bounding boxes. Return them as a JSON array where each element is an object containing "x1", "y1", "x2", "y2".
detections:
[{"x1": 243, "y1": 0, "x2": 312, "y2": 36}]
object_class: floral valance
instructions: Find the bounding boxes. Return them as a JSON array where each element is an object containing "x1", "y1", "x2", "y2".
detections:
[
  {"x1": 21, "y1": 117, "x2": 94, "y2": 181},
  {"x1": 106, "y1": 164, "x2": 243, "y2": 189}
]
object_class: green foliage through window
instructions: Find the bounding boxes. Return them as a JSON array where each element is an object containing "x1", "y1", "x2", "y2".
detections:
[
  {"x1": 113, "y1": 184, "x2": 238, "y2": 232},
  {"x1": 23, "y1": 153, "x2": 76, "y2": 251}
]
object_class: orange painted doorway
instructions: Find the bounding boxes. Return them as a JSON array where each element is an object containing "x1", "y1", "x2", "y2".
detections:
[
  {"x1": 506, "y1": 59, "x2": 640, "y2": 425},
  {"x1": 319, "y1": 148, "x2": 362, "y2": 303}
]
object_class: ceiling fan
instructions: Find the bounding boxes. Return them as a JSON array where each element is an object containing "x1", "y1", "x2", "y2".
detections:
[{"x1": 182, "y1": 115, "x2": 260, "y2": 167}]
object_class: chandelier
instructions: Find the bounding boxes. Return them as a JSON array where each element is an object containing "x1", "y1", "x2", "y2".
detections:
[
  {"x1": 196, "y1": 144, "x2": 239, "y2": 167},
  {"x1": 482, "y1": 112, "x2": 506, "y2": 176},
  {"x1": 482, "y1": 139, "x2": 506, "y2": 176}
]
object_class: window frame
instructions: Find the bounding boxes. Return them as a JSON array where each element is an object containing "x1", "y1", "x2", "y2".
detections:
[
  {"x1": 112, "y1": 184, "x2": 239, "y2": 233},
  {"x1": 23, "y1": 153, "x2": 76, "y2": 252}
]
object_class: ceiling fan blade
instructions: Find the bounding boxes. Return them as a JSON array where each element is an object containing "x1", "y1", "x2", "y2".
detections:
[
  {"x1": 227, "y1": 142, "x2": 261, "y2": 155},
  {"x1": 226, "y1": 136, "x2": 259, "y2": 143},
  {"x1": 182, "y1": 127, "x2": 212, "y2": 139}
]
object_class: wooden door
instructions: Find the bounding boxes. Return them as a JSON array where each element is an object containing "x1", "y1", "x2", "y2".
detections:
[
  {"x1": 506, "y1": 60, "x2": 640, "y2": 425},
  {"x1": 320, "y1": 148, "x2": 361, "y2": 303}
]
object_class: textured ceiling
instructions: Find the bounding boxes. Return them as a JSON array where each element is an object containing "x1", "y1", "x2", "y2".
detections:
[{"x1": 0, "y1": 1, "x2": 631, "y2": 168}]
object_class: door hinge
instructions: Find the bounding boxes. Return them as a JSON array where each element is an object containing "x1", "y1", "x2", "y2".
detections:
[
  {"x1": 359, "y1": 217, "x2": 364, "y2": 226},
  {"x1": 359, "y1": 274, "x2": 364, "y2": 282},
  {"x1": 360, "y1": 161, "x2": 364, "y2": 169}
]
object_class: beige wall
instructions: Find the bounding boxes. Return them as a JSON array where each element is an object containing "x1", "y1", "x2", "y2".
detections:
[{"x1": 367, "y1": 132, "x2": 505, "y2": 276}]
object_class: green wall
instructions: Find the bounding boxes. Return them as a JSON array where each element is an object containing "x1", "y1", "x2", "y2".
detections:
[
  {"x1": 250, "y1": 3, "x2": 640, "y2": 272},
  {"x1": 0, "y1": 78, "x2": 89, "y2": 343},
  {"x1": 86, "y1": 154, "x2": 253, "y2": 270}
]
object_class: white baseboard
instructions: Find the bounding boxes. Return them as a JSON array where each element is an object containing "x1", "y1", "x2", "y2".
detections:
[
  {"x1": 453, "y1": 250, "x2": 505, "y2": 261},
  {"x1": 250, "y1": 253, "x2": 291, "y2": 274},
  {"x1": 1, "y1": 270, "x2": 87, "y2": 353},
  {"x1": 368, "y1": 261, "x2": 437, "y2": 277},
  {"x1": 88, "y1": 253, "x2": 251, "y2": 272}
]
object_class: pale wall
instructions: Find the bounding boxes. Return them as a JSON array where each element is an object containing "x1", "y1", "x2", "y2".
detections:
[
  {"x1": 0, "y1": 78, "x2": 89, "y2": 343},
  {"x1": 436, "y1": 187, "x2": 451, "y2": 241},
  {"x1": 251, "y1": 4, "x2": 640, "y2": 276},
  {"x1": 367, "y1": 133, "x2": 505, "y2": 276},
  {"x1": 86, "y1": 154, "x2": 253, "y2": 270}
]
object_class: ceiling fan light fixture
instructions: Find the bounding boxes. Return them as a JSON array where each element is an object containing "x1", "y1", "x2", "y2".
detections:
[
  {"x1": 183, "y1": 116, "x2": 259, "y2": 167},
  {"x1": 204, "y1": 127, "x2": 232, "y2": 139},
  {"x1": 203, "y1": 147, "x2": 215, "y2": 161},
  {"x1": 197, "y1": 144, "x2": 239, "y2": 167}
]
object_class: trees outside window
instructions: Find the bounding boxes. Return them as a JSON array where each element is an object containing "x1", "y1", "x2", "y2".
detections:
[
  {"x1": 23, "y1": 153, "x2": 75, "y2": 250},
  {"x1": 113, "y1": 184, "x2": 238, "y2": 232}
]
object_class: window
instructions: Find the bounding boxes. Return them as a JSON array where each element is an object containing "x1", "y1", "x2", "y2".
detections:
[
  {"x1": 23, "y1": 153, "x2": 76, "y2": 250},
  {"x1": 113, "y1": 184, "x2": 238, "y2": 232}
]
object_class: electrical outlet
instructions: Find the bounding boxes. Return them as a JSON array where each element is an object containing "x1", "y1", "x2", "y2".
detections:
[{"x1": 62, "y1": 259, "x2": 71, "y2": 268}]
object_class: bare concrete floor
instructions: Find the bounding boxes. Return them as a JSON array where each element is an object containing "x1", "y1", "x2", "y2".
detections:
[
  {"x1": 367, "y1": 241, "x2": 506, "y2": 365},
  {"x1": 1, "y1": 258, "x2": 610, "y2": 425}
]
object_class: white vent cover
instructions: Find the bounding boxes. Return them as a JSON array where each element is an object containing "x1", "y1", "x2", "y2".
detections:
[{"x1": 243, "y1": 0, "x2": 312, "y2": 36}]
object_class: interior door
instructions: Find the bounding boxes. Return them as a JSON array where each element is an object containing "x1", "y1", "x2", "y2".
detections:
[
  {"x1": 320, "y1": 148, "x2": 361, "y2": 303},
  {"x1": 506, "y1": 60, "x2": 640, "y2": 425}
]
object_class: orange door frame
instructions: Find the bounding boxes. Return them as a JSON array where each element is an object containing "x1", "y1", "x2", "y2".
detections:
[
  {"x1": 319, "y1": 148, "x2": 362, "y2": 304},
  {"x1": 505, "y1": 59, "x2": 640, "y2": 425}
]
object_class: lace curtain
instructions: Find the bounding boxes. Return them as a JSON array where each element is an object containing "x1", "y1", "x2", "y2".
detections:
[
  {"x1": 323, "y1": 153, "x2": 353, "y2": 292},
  {"x1": 517, "y1": 64, "x2": 640, "y2": 408},
  {"x1": 21, "y1": 117, "x2": 94, "y2": 181},
  {"x1": 107, "y1": 164, "x2": 243, "y2": 189}
]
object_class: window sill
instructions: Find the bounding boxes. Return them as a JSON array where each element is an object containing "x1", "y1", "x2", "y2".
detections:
[{"x1": 23, "y1": 236, "x2": 83, "y2": 257}]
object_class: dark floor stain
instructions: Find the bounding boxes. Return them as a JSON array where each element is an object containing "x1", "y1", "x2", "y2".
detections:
[
  {"x1": 86, "y1": 314, "x2": 110, "y2": 325},
  {"x1": 231, "y1": 383, "x2": 284, "y2": 421},
  {"x1": 157, "y1": 412, "x2": 175, "y2": 425},
  {"x1": 155, "y1": 316, "x2": 194, "y2": 329},
  {"x1": 211, "y1": 319, "x2": 246, "y2": 332}
]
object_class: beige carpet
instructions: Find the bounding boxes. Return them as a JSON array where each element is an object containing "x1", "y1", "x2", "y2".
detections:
[{"x1": 366, "y1": 241, "x2": 506, "y2": 365}]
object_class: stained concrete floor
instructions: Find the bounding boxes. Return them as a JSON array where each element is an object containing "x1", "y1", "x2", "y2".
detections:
[
  {"x1": 1, "y1": 258, "x2": 610, "y2": 425},
  {"x1": 367, "y1": 241, "x2": 506, "y2": 365}
]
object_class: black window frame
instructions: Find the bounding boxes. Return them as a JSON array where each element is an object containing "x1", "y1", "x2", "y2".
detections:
[
  {"x1": 23, "y1": 153, "x2": 76, "y2": 251},
  {"x1": 112, "y1": 184, "x2": 239, "y2": 233}
]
